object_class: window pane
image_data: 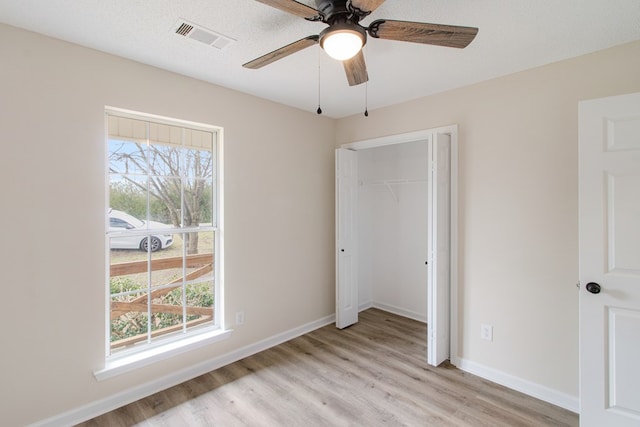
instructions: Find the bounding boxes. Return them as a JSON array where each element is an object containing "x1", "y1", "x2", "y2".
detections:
[
  {"x1": 109, "y1": 175, "x2": 148, "y2": 224},
  {"x1": 110, "y1": 236, "x2": 150, "y2": 273},
  {"x1": 109, "y1": 139, "x2": 148, "y2": 176},
  {"x1": 149, "y1": 143, "x2": 180, "y2": 177},
  {"x1": 110, "y1": 288, "x2": 149, "y2": 350},
  {"x1": 151, "y1": 287, "x2": 184, "y2": 335},
  {"x1": 184, "y1": 178, "x2": 213, "y2": 227},
  {"x1": 184, "y1": 147, "x2": 214, "y2": 178},
  {"x1": 150, "y1": 237, "x2": 182, "y2": 290},
  {"x1": 185, "y1": 231, "x2": 215, "y2": 283},
  {"x1": 185, "y1": 281, "x2": 214, "y2": 332},
  {"x1": 148, "y1": 176, "x2": 181, "y2": 225}
]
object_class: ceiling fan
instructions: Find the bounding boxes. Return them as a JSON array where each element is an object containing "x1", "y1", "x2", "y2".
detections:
[{"x1": 243, "y1": 0, "x2": 478, "y2": 86}]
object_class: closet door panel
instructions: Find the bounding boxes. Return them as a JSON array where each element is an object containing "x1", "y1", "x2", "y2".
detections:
[
  {"x1": 336, "y1": 148, "x2": 359, "y2": 328},
  {"x1": 428, "y1": 134, "x2": 451, "y2": 366}
]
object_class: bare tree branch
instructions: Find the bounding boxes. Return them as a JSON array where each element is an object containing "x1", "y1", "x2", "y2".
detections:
[{"x1": 109, "y1": 142, "x2": 213, "y2": 254}]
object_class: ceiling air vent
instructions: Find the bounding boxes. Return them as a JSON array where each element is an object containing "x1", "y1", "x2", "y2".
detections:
[{"x1": 173, "y1": 19, "x2": 235, "y2": 50}]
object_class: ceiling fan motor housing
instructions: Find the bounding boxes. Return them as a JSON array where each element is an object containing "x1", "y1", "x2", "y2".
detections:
[{"x1": 315, "y1": 0, "x2": 350, "y2": 22}]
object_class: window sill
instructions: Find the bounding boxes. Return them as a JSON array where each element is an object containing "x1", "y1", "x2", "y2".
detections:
[{"x1": 94, "y1": 328, "x2": 233, "y2": 381}]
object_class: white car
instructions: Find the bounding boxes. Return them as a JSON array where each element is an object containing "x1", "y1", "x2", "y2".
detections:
[{"x1": 109, "y1": 208, "x2": 174, "y2": 252}]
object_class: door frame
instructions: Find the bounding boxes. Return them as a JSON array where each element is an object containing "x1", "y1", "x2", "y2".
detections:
[{"x1": 339, "y1": 124, "x2": 459, "y2": 366}]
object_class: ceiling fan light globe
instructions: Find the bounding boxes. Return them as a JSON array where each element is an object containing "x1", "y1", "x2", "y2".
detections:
[
  {"x1": 319, "y1": 23, "x2": 367, "y2": 61},
  {"x1": 322, "y1": 30, "x2": 363, "y2": 60}
]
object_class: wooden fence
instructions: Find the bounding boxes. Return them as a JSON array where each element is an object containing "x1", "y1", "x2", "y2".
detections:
[{"x1": 110, "y1": 253, "x2": 214, "y2": 349}]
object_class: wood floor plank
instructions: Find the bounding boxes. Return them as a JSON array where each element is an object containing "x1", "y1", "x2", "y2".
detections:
[{"x1": 78, "y1": 309, "x2": 578, "y2": 426}]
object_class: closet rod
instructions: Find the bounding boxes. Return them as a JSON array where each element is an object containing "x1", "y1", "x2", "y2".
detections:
[{"x1": 359, "y1": 178, "x2": 428, "y2": 203}]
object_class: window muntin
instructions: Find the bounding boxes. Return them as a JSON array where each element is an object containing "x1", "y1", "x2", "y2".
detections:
[{"x1": 106, "y1": 110, "x2": 219, "y2": 355}]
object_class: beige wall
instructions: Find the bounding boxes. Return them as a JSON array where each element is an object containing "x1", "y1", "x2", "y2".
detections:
[
  {"x1": 336, "y1": 40, "x2": 640, "y2": 397},
  {"x1": 0, "y1": 24, "x2": 335, "y2": 426}
]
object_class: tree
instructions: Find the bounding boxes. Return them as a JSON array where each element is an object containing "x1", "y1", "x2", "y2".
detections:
[{"x1": 109, "y1": 141, "x2": 213, "y2": 254}]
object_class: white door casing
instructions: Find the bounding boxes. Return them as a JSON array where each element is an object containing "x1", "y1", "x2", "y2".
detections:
[
  {"x1": 428, "y1": 133, "x2": 451, "y2": 366},
  {"x1": 336, "y1": 148, "x2": 359, "y2": 329},
  {"x1": 579, "y1": 92, "x2": 640, "y2": 426}
]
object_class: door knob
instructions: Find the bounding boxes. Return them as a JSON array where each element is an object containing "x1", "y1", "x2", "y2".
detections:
[{"x1": 586, "y1": 282, "x2": 601, "y2": 294}]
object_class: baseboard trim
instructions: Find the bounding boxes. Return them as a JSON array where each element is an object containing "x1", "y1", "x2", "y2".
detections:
[
  {"x1": 30, "y1": 314, "x2": 336, "y2": 427},
  {"x1": 358, "y1": 300, "x2": 374, "y2": 312},
  {"x1": 454, "y1": 357, "x2": 579, "y2": 414},
  {"x1": 369, "y1": 302, "x2": 427, "y2": 323}
]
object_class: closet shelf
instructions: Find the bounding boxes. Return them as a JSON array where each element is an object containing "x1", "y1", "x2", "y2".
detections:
[{"x1": 360, "y1": 178, "x2": 428, "y2": 186}]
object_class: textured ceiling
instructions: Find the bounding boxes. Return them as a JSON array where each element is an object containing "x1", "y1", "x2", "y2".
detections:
[{"x1": 1, "y1": 0, "x2": 639, "y2": 118}]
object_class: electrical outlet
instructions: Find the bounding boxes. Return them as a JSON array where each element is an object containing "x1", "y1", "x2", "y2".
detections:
[
  {"x1": 481, "y1": 324, "x2": 493, "y2": 341},
  {"x1": 236, "y1": 311, "x2": 244, "y2": 325}
]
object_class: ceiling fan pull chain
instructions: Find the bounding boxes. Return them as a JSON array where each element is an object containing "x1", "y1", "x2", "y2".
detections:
[
  {"x1": 364, "y1": 81, "x2": 369, "y2": 117},
  {"x1": 317, "y1": 47, "x2": 322, "y2": 115}
]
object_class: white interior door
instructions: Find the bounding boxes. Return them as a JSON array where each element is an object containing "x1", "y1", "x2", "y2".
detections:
[
  {"x1": 579, "y1": 92, "x2": 640, "y2": 426},
  {"x1": 336, "y1": 148, "x2": 359, "y2": 329},
  {"x1": 428, "y1": 133, "x2": 451, "y2": 366}
]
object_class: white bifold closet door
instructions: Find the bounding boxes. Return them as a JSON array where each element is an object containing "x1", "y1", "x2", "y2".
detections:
[
  {"x1": 335, "y1": 148, "x2": 359, "y2": 329},
  {"x1": 428, "y1": 133, "x2": 451, "y2": 366},
  {"x1": 336, "y1": 133, "x2": 452, "y2": 366}
]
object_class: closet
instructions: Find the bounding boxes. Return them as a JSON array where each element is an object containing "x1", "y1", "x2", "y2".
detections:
[
  {"x1": 336, "y1": 127, "x2": 455, "y2": 366},
  {"x1": 357, "y1": 140, "x2": 429, "y2": 319}
]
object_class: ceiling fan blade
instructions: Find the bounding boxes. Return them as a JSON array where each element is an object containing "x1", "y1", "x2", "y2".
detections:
[
  {"x1": 243, "y1": 36, "x2": 319, "y2": 69},
  {"x1": 254, "y1": 0, "x2": 320, "y2": 20},
  {"x1": 368, "y1": 19, "x2": 478, "y2": 48},
  {"x1": 343, "y1": 50, "x2": 369, "y2": 86},
  {"x1": 349, "y1": 0, "x2": 386, "y2": 14}
]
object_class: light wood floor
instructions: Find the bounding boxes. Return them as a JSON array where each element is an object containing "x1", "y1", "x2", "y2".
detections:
[{"x1": 78, "y1": 309, "x2": 578, "y2": 426}]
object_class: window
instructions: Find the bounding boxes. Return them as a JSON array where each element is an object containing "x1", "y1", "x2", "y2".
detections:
[{"x1": 105, "y1": 108, "x2": 222, "y2": 359}]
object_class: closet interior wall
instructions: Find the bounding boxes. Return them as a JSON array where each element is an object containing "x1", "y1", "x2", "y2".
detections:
[{"x1": 357, "y1": 140, "x2": 429, "y2": 321}]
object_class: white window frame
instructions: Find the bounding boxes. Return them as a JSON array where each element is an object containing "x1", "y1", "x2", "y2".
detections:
[{"x1": 95, "y1": 107, "x2": 228, "y2": 380}]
